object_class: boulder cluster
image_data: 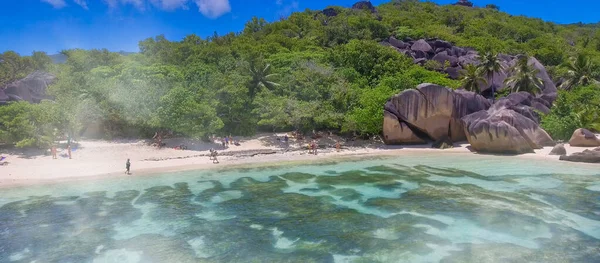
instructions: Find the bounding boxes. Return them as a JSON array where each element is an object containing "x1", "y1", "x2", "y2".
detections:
[
  {"x1": 382, "y1": 37, "x2": 560, "y2": 154},
  {"x1": 384, "y1": 88, "x2": 557, "y2": 154},
  {"x1": 461, "y1": 92, "x2": 556, "y2": 154},
  {"x1": 380, "y1": 37, "x2": 558, "y2": 99},
  {"x1": 0, "y1": 71, "x2": 55, "y2": 105},
  {"x1": 383, "y1": 83, "x2": 490, "y2": 145}
]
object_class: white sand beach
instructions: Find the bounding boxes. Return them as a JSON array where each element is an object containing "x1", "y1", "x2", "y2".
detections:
[{"x1": 0, "y1": 133, "x2": 596, "y2": 188}]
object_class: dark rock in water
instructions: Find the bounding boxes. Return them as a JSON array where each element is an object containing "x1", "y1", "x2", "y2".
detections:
[
  {"x1": 569, "y1": 128, "x2": 600, "y2": 147},
  {"x1": 322, "y1": 7, "x2": 338, "y2": 17},
  {"x1": 411, "y1": 39, "x2": 433, "y2": 53},
  {"x1": 550, "y1": 144, "x2": 567, "y2": 156},
  {"x1": 432, "y1": 136, "x2": 454, "y2": 149},
  {"x1": 2, "y1": 71, "x2": 55, "y2": 103},
  {"x1": 351, "y1": 1, "x2": 376, "y2": 12},
  {"x1": 560, "y1": 147, "x2": 600, "y2": 163},
  {"x1": 383, "y1": 84, "x2": 490, "y2": 145}
]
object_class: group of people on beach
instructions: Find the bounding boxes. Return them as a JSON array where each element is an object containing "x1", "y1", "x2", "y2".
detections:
[
  {"x1": 50, "y1": 136, "x2": 73, "y2": 160},
  {"x1": 219, "y1": 135, "x2": 238, "y2": 148}
]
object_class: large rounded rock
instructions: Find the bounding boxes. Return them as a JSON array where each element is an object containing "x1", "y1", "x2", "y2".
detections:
[
  {"x1": 549, "y1": 144, "x2": 567, "y2": 155},
  {"x1": 569, "y1": 128, "x2": 600, "y2": 147},
  {"x1": 432, "y1": 51, "x2": 458, "y2": 67},
  {"x1": 462, "y1": 108, "x2": 555, "y2": 154},
  {"x1": 411, "y1": 39, "x2": 433, "y2": 53},
  {"x1": 389, "y1": 36, "x2": 410, "y2": 49},
  {"x1": 382, "y1": 111, "x2": 426, "y2": 144},
  {"x1": 383, "y1": 84, "x2": 490, "y2": 144},
  {"x1": 458, "y1": 53, "x2": 479, "y2": 67},
  {"x1": 559, "y1": 148, "x2": 600, "y2": 163},
  {"x1": 462, "y1": 111, "x2": 535, "y2": 154},
  {"x1": 3, "y1": 71, "x2": 55, "y2": 103}
]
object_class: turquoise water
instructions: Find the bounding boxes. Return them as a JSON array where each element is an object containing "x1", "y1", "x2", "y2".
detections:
[{"x1": 1, "y1": 153, "x2": 600, "y2": 263}]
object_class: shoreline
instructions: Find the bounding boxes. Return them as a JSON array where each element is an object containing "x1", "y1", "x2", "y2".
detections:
[
  {"x1": 1, "y1": 135, "x2": 598, "y2": 189},
  {"x1": 2, "y1": 145, "x2": 598, "y2": 190}
]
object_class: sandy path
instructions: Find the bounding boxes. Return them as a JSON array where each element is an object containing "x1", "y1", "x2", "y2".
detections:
[{"x1": 0, "y1": 133, "x2": 597, "y2": 188}]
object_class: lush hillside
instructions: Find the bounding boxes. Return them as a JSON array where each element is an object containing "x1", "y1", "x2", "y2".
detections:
[{"x1": 1, "y1": 0, "x2": 599, "y2": 147}]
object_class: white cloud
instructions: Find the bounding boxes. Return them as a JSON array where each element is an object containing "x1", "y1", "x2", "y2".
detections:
[
  {"x1": 73, "y1": 0, "x2": 88, "y2": 9},
  {"x1": 194, "y1": 0, "x2": 231, "y2": 19},
  {"x1": 41, "y1": 0, "x2": 67, "y2": 8},
  {"x1": 150, "y1": 0, "x2": 189, "y2": 11}
]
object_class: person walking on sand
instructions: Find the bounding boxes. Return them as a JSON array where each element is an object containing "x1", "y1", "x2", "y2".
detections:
[
  {"x1": 312, "y1": 140, "x2": 318, "y2": 155},
  {"x1": 125, "y1": 159, "x2": 131, "y2": 175},
  {"x1": 336, "y1": 140, "x2": 341, "y2": 152},
  {"x1": 67, "y1": 145, "x2": 72, "y2": 159}
]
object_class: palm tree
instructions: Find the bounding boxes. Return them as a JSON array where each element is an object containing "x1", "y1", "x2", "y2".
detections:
[
  {"x1": 460, "y1": 64, "x2": 487, "y2": 93},
  {"x1": 504, "y1": 55, "x2": 544, "y2": 95},
  {"x1": 478, "y1": 52, "x2": 505, "y2": 101},
  {"x1": 560, "y1": 54, "x2": 600, "y2": 90},
  {"x1": 247, "y1": 61, "x2": 279, "y2": 100}
]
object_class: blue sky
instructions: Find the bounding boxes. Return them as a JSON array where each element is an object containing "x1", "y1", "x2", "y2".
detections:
[{"x1": 1, "y1": 0, "x2": 598, "y2": 55}]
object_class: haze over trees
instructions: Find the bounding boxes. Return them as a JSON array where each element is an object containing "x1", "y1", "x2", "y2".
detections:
[{"x1": 1, "y1": 0, "x2": 600, "y2": 147}]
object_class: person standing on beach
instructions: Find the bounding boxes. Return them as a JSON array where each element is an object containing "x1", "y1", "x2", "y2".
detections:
[
  {"x1": 51, "y1": 145, "x2": 57, "y2": 159},
  {"x1": 336, "y1": 140, "x2": 341, "y2": 152},
  {"x1": 125, "y1": 159, "x2": 131, "y2": 174},
  {"x1": 67, "y1": 145, "x2": 72, "y2": 159}
]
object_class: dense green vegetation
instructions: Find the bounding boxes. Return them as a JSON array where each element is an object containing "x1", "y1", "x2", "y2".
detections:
[{"x1": 1, "y1": 0, "x2": 600, "y2": 147}]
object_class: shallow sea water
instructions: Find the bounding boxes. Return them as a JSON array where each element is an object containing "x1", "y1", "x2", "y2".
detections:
[{"x1": 1, "y1": 153, "x2": 600, "y2": 263}]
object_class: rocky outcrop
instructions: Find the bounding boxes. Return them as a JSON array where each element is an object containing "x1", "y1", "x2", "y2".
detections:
[
  {"x1": 569, "y1": 128, "x2": 600, "y2": 147},
  {"x1": 1, "y1": 71, "x2": 55, "y2": 104},
  {"x1": 559, "y1": 148, "x2": 600, "y2": 163},
  {"x1": 379, "y1": 38, "x2": 558, "y2": 104},
  {"x1": 351, "y1": 1, "x2": 376, "y2": 13},
  {"x1": 454, "y1": 0, "x2": 474, "y2": 7},
  {"x1": 383, "y1": 84, "x2": 490, "y2": 144},
  {"x1": 461, "y1": 94, "x2": 556, "y2": 154},
  {"x1": 322, "y1": 7, "x2": 338, "y2": 17},
  {"x1": 549, "y1": 144, "x2": 567, "y2": 155}
]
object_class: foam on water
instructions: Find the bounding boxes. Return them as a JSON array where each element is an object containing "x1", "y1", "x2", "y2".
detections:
[
  {"x1": 271, "y1": 227, "x2": 299, "y2": 249},
  {"x1": 587, "y1": 184, "x2": 600, "y2": 192},
  {"x1": 333, "y1": 254, "x2": 360, "y2": 263},
  {"x1": 92, "y1": 249, "x2": 143, "y2": 263},
  {"x1": 187, "y1": 236, "x2": 213, "y2": 258},
  {"x1": 9, "y1": 248, "x2": 30, "y2": 262}
]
